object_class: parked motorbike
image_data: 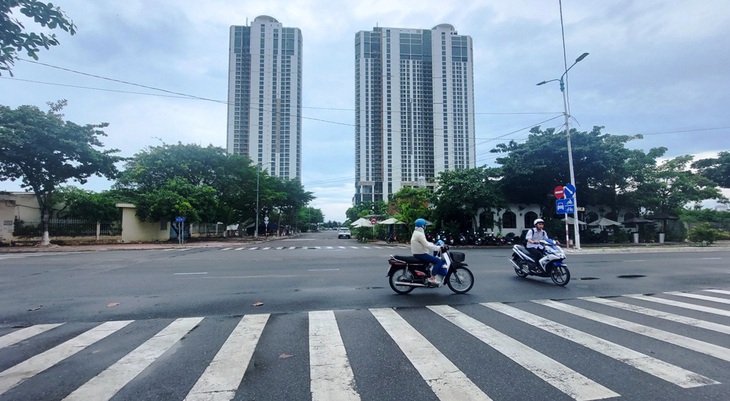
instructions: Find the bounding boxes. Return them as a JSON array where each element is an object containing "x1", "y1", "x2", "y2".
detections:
[
  {"x1": 509, "y1": 238, "x2": 570, "y2": 286},
  {"x1": 386, "y1": 247, "x2": 474, "y2": 294}
]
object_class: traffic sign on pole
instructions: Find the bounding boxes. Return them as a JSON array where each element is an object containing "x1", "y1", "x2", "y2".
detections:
[
  {"x1": 553, "y1": 185, "x2": 564, "y2": 199},
  {"x1": 564, "y1": 183, "x2": 576, "y2": 198}
]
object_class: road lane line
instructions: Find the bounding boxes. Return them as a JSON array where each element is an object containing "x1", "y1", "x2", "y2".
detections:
[
  {"x1": 184, "y1": 314, "x2": 269, "y2": 401},
  {"x1": 0, "y1": 323, "x2": 64, "y2": 349},
  {"x1": 309, "y1": 311, "x2": 360, "y2": 401},
  {"x1": 174, "y1": 272, "x2": 208, "y2": 275},
  {"x1": 535, "y1": 300, "x2": 730, "y2": 363},
  {"x1": 705, "y1": 289, "x2": 730, "y2": 295},
  {"x1": 0, "y1": 321, "x2": 133, "y2": 396},
  {"x1": 64, "y1": 317, "x2": 203, "y2": 401},
  {"x1": 430, "y1": 305, "x2": 618, "y2": 400},
  {"x1": 626, "y1": 294, "x2": 730, "y2": 318},
  {"x1": 483, "y1": 302, "x2": 715, "y2": 388},
  {"x1": 370, "y1": 308, "x2": 492, "y2": 401},
  {"x1": 666, "y1": 292, "x2": 730, "y2": 305},
  {"x1": 581, "y1": 296, "x2": 730, "y2": 335}
]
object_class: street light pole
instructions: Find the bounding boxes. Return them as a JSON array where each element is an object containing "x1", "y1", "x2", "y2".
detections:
[
  {"x1": 255, "y1": 163, "x2": 260, "y2": 239},
  {"x1": 537, "y1": 52, "x2": 588, "y2": 249}
]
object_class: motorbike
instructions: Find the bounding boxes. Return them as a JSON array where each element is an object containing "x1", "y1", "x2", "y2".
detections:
[
  {"x1": 509, "y1": 238, "x2": 570, "y2": 286},
  {"x1": 386, "y1": 247, "x2": 475, "y2": 294}
]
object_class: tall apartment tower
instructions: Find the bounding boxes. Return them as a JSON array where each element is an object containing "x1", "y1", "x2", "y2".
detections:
[
  {"x1": 354, "y1": 24, "x2": 475, "y2": 204},
  {"x1": 227, "y1": 16, "x2": 303, "y2": 180}
]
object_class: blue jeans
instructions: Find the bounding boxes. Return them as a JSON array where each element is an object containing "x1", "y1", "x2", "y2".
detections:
[{"x1": 414, "y1": 253, "x2": 445, "y2": 276}]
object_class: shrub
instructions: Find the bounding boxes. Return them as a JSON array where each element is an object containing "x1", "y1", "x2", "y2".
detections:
[{"x1": 687, "y1": 223, "x2": 723, "y2": 245}]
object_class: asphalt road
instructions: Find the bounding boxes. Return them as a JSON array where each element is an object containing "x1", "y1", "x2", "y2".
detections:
[{"x1": 1, "y1": 231, "x2": 729, "y2": 400}]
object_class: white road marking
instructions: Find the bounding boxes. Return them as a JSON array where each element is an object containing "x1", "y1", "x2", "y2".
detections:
[
  {"x1": 535, "y1": 299, "x2": 730, "y2": 363},
  {"x1": 667, "y1": 292, "x2": 730, "y2": 305},
  {"x1": 582, "y1": 296, "x2": 730, "y2": 335},
  {"x1": 0, "y1": 321, "x2": 133, "y2": 395},
  {"x1": 308, "y1": 268, "x2": 340, "y2": 272},
  {"x1": 484, "y1": 302, "x2": 716, "y2": 388},
  {"x1": 64, "y1": 317, "x2": 203, "y2": 401},
  {"x1": 0, "y1": 323, "x2": 64, "y2": 349},
  {"x1": 705, "y1": 289, "x2": 730, "y2": 295},
  {"x1": 309, "y1": 311, "x2": 360, "y2": 401},
  {"x1": 430, "y1": 305, "x2": 619, "y2": 400},
  {"x1": 174, "y1": 272, "x2": 208, "y2": 275},
  {"x1": 370, "y1": 308, "x2": 492, "y2": 401},
  {"x1": 184, "y1": 314, "x2": 269, "y2": 401},
  {"x1": 626, "y1": 294, "x2": 730, "y2": 318}
]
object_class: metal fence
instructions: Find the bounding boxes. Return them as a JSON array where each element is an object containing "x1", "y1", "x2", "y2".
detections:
[{"x1": 13, "y1": 219, "x2": 121, "y2": 237}]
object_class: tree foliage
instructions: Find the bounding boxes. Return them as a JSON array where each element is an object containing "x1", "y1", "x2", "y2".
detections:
[
  {"x1": 56, "y1": 186, "x2": 131, "y2": 222},
  {"x1": 0, "y1": 101, "x2": 122, "y2": 244},
  {"x1": 491, "y1": 126, "x2": 668, "y2": 214},
  {"x1": 1, "y1": 0, "x2": 76, "y2": 76},
  {"x1": 116, "y1": 142, "x2": 313, "y2": 232},
  {"x1": 692, "y1": 151, "x2": 730, "y2": 188},
  {"x1": 345, "y1": 201, "x2": 387, "y2": 222},
  {"x1": 631, "y1": 155, "x2": 726, "y2": 215},
  {"x1": 388, "y1": 187, "x2": 432, "y2": 228},
  {"x1": 433, "y1": 166, "x2": 504, "y2": 231}
]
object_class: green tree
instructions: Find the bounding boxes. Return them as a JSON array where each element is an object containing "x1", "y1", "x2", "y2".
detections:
[
  {"x1": 0, "y1": 101, "x2": 122, "y2": 245},
  {"x1": 56, "y1": 186, "x2": 130, "y2": 222},
  {"x1": 297, "y1": 206, "x2": 323, "y2": 232},
  {"x1": 631, "y1": 155, "x2": 726, "y2": 215},
  {"x1": 692, "y1": 151, "x2": 730, "y2": 188},
  {"x1": 1, "y1": 0, "x2": 76, "y2": 76},
  {"x1": 345, "y1": 201, "x2": 387, "y2": 222},
  {"x1": 134, "y1": 178, "x2": 218, "y2": 225},
  {"x1": 433, "y1": 166, "x2": 504, "y2": 231},
  {"x1": 491, "y1": 125, "x2": 665, "y2": 215},
  {"x1": 388, "y1": 187, "x2": 432, "y2": 228}
]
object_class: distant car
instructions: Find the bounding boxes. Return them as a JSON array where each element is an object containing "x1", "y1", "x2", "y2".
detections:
[{"x1": 338, "y1": 228, "x2": 351, "y2": 239}]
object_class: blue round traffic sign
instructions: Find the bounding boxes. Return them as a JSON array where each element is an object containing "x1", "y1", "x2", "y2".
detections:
[{"x1": 564, "y1": 184, "x2": 576, "y2": 198}]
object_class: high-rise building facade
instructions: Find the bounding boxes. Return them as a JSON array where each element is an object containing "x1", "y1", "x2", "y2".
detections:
[
  {"x1": 227, "y1": 16, "x2": 302, "y2": 180},
  {"x1": 354, "y1": 24, "x2": 475, "y2": 204}
]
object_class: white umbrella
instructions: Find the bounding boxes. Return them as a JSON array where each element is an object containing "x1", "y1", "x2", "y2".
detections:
[
  {"x1": 378, "y1": 217, "x2": 404, "y2": 225},
  {"x1": 351, "y1": 217, "x2": 373, "y2": 228},
  {"x1": 588, "y1": 217, "x2": 621, "y2": 226},
  {"x1": 565, "y1": 216, "x2": 588, "y2": 225}
]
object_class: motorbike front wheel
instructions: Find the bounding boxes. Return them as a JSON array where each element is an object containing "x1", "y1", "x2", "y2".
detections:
[
  {"x1": 389, "y1": 268, "x2": 416, "y2": 294},
  {"x1": 550, "y1": 265, "x2": 571, "y2": 286},
  {"x1": 446, "y1": 266, "x2": 474, "y2": 294}
]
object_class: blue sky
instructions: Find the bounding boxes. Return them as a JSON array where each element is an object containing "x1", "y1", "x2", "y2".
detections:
[{"x1": 2, "y1": 0, "x2": 729, "y2": 221}]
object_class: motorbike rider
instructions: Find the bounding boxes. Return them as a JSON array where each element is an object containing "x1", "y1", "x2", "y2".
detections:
[
  {"x1": 411, "y1": 218, "x2": 446, "y2": 285},
  {"x1": 525, "y1": 218, "x2": 559, "y2": 271}
]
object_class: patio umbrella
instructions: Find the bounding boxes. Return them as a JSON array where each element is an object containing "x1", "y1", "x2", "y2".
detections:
[
  {"x1": 588, "y1": 217, "x2": 621, "y2": 227},
  {"x1": 378, "y1": 217, "x2": 404, "y2": 225},
  {"x1": 351, "y1": 217, "x2": 373, "y2": 228},
  {"x1": 565, "y1": 216, "x2": 588, "y2": 225}
]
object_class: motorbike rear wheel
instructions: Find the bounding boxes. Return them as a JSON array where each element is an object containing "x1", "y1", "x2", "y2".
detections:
[
  {"x1": 550, "y1": 265, "x2": 571, "y2": 286},
  {"x1": 446, "y1": 266, "x2": 474, "y2": 294},
  {"x1": 389, "y1": 268, "x2": 416, "y2": 294}
]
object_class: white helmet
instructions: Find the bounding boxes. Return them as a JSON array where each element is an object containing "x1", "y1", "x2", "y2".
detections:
[{"x1": 533, "y1": 218, "x2": 545, "y2": 226}]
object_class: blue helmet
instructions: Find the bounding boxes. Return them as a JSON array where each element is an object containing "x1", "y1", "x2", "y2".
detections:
[{"x1": 415, "y1": 218, "x2": 427, "y2": 228}]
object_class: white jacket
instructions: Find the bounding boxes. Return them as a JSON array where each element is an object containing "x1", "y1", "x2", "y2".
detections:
[{"x1": 410, "y1": 227, "x2": 440, "y2": 254}]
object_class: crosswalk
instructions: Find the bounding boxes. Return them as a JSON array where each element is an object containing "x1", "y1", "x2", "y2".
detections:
[
  {"x1": 2, "y1": 289, "x2": 730, "y2": 400},
  {"x1": 155, "y1": 245, "x2": 407, "y2": 252}
]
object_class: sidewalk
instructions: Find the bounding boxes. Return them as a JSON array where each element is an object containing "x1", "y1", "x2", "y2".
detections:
[
  {"x1": 2, "y1": 238, "x2": 728, "y2": 254},
  {"x1": 0, "y1": 236, "x2": 281, "y2": 253}
]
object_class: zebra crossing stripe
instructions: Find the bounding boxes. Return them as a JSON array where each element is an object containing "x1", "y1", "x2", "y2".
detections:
[
  {"x1": 581, "y1": 296, "x2": 730, "y2": 335},
  {"x1": 535, "y1": 300, "x2": 730, "y2": 363},
  {"x1": 667, "y1": 292, "x2": 730, "y2": 305},
  {"x1": 429, "y1": 305, "x2": 618, "y2": 400},
  {"x1": 705, "y1": 289, "x2": 730, "y2": 296},
  {"x1": 370, "y1": 308, "x2": 492, "y2": 401},
  {"x1": 64, "y1": 317, "x2": 203, "y2": 401},
  {"x1": 483, "y1": 302, "x2": 717, "y2": 388},
  {"x1": 184, "y1": 314, "x2": 269, "y2": 401},
  {"x1": 625, "y1": 294, "x2": 730, "y2": 318},
  {"x1": 309, "y1": 311, "x2": 360, "y2": 400},
  {"x1": 0, "y1": 320, "x2": 133, "y2": 396},
  {"x1": 0, "y1": 323, "x2": 64, "y2": 349}
]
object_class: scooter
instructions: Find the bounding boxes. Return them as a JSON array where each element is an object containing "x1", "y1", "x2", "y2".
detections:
[
  {"x1": 386, "y1": 247, "x2": 474, "y2": 294},
  {"x1": 509, "y1": 238, "x2": 570, "y2": 286}
]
